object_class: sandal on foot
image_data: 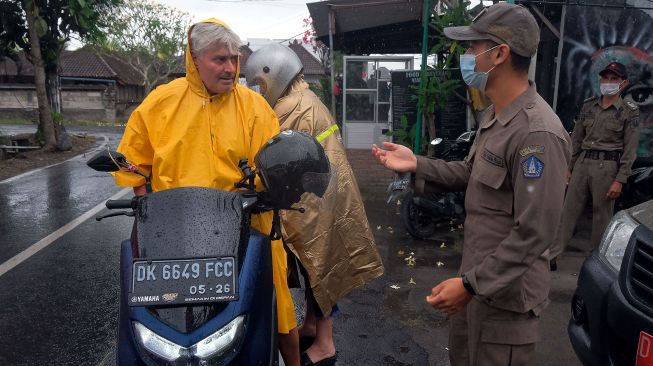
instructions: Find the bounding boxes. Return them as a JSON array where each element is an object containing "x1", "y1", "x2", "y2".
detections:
[{"x1": 300, "y1": 351, "x2": 337, "y2": 366}]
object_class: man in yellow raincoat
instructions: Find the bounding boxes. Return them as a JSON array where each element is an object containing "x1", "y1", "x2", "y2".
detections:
[
  {"x1": 114, "y1": 19, "x2": 299, "y2": 366},
  {"x1": 245, "y1": 43, "x2": 384, "y2": 366}
]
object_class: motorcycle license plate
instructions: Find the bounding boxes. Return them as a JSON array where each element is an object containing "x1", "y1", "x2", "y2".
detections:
[
  {"x1": 637, "y1": 331, "x2": 653, "y2": 366},
  {"x1": 128, "y1": 257, "x2": 237, "y2": 306}
]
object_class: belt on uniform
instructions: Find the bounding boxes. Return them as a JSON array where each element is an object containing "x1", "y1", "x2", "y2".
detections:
[{"x1": 583, "y1": 149, "x2": 622, "y2": 161}]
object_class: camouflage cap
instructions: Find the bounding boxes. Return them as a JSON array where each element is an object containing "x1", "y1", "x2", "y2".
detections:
[{"x1": 444, "y1": 2, "x2": 540, "y2": 58}]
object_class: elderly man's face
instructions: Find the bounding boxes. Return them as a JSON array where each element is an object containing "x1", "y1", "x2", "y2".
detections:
[{"x1": 193, "y1": 45, "x2": 238, "y2": 95}]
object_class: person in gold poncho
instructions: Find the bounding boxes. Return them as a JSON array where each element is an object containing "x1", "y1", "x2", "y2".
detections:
[
  {"x1": 114, "y1": 19, "x2": 300, "y2": 366},
  {"x1": 245, "y1": 44, "x2": 384, "y2": 366}
]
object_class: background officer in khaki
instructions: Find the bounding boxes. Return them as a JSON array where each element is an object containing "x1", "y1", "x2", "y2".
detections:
[
  {"x1": 371, "y1": 3, "x2": 570, "y2": 365},
  {"x1": 551, "y1": 62, "x2": 640, "y2": 262}
]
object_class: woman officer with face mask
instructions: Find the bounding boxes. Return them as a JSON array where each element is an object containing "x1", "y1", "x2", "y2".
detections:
[{"x1": 550, "y1": 62, "x2": 641, "y2": 266}]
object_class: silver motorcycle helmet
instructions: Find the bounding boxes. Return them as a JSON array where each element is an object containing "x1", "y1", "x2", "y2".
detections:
[{"x1": 244, "y1": 43, "x2": 303, "y2": 107}]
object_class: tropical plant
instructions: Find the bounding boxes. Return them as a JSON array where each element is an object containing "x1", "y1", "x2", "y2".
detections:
[{"x1": 414, "y1": 1, "x2": 472, "y2": 156}]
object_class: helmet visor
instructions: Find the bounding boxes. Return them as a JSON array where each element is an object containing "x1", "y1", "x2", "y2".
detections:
[
  {"x1": 290, "y1": 167, "x2": 337, "y2": 213},
  {"x1": 301, "y1": 171, "x2": 331, "y2": 198}
]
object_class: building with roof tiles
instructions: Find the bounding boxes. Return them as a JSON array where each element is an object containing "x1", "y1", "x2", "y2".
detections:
[
  {"x1": 286, "y1": 40, "x2": 326, "y2": 85},
  {"x1": 0, "y1": 49, "x2": 145, "y2": 123},
  {"x1": 0, "y1": 40, "x2": 325, "y2": 123}
]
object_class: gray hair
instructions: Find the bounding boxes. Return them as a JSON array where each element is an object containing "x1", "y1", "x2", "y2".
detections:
[{"x1": 189, "y1": 22, "x2": 241, "y2": 58}]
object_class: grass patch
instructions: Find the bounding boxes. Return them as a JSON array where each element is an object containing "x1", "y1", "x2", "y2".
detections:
[{"x1": 0, "y1": 118, "x2": 34, "y2": 125}]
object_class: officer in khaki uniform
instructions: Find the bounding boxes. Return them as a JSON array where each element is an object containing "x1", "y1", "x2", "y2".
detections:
[
  {"x1": 551, "y1": 62, "x2": 640, "y2": 261},
  {"x1": 371, "y1": 3, "x2": 571, "y2": 365}
]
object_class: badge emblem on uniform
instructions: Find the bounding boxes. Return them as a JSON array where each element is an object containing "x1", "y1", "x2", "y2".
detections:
[
  {"x1": 519, "y1": 145, "x2": 545, "y2": 157},
  {"x1": 521, "y1": 155, "x2": 544, "y2": 179}
]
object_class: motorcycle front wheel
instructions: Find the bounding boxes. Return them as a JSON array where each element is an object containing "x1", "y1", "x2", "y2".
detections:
[{"x1": 401, "y1": 191, "x2": 437, "y2": 240}]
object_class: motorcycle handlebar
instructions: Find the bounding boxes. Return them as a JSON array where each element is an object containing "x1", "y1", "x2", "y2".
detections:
[{"x1": 106, "y1": 199, "x2": 135, "y2": 210}]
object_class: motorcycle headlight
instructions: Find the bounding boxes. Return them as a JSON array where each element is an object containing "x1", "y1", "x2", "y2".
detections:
[
  {"x1": 133, "y1": 322, "x2": 188, "y2": 361},
  {"x1": 191, "y1": 315, "x2": 245, "y2": 359},
  {"x1": 598, "y1": 210, "x2": 638, "y2": 271},
  {"x1": 133, "y1": 315, "x2": 246, "y2": 364}
]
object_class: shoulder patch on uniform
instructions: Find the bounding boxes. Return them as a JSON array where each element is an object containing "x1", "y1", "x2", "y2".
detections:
[
  {"x1": 625, "y1": 100, "x2": 638, "y2": 111},
  {"x1": 481, "y1": 148, "x2": 505, "y2": 168},
  {"x1": 519, "y1": 145, "x2": 545, "y2": 157},
  {"x1": 521, "y1": 155, "x2": 544, "y2": 179},
  {"x1": 630, "y1": 115, "x2": 640, "y2": 128},
  {"x1": 583, "y1": 96, "x2": 598, "y2": 103}
]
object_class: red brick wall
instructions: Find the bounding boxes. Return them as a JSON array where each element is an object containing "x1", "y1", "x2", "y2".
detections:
[{"x1": 346, "y1": 149, "x2": 394, "y2": 196}]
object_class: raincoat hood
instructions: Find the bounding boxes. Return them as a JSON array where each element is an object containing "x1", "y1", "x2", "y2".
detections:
[
  {"x1": 114, "y1": 16, "x2": 278, "y2": 193},
  {"x1": 185, "y1": 18, "x2": 240, "y2": 98},
  {"x1": 114, "y1": 17, "x2": 299, "y2": 334}
]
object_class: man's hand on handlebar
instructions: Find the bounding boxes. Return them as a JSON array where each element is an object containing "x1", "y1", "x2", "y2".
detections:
[{"x1": 134, "y1": 185, "x2": 146, "y2": 197}]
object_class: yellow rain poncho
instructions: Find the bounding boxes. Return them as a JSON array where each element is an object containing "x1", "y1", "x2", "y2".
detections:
[{"x1": 114, "y1": 18, "x2": 296, "y2": 333}]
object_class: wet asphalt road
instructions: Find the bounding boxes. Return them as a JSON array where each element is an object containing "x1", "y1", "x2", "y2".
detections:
[
  {"x1": 0, "y1": 125, "x2": 129, "y2": 365},
  {"x1": 0, "y1": 124, "x2": 583, "y2": 365}
]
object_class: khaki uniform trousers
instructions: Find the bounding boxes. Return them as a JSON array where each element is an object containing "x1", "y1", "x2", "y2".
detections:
[
  {"x1": 449, "y1": 298, "x2": 539, "y2": 366},
  {"x1": 556, "y1": 156, "x2": 619, "y2": 253}
]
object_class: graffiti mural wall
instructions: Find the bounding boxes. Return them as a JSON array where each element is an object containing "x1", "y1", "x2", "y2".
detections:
[{"x1": 557, "y1": 1, "x2": 653, "y2": 158}]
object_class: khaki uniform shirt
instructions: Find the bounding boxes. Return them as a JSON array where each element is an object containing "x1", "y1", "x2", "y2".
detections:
[
  {"x1": 415, "y1": 83, "x2": 571, "y2": 314},
  {"x1": 571, "y1": 96, "x2": 640, "y2": 183}
]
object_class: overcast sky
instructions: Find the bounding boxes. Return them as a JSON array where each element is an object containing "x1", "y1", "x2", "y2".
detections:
[{"x1": 156, "y1": 0, "x2": 312, "y2": 43}]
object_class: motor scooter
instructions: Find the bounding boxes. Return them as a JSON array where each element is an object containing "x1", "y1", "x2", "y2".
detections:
[
  {"x1": 87, "y1": 131, "x2": 329, "y2": 365},
  {"x1": 387, "y1": 131, "x2": 475, "y2": 239}
]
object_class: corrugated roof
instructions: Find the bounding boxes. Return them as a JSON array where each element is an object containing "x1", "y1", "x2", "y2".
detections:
[{"x1": 307, "y1": 0, "x2": 430, "y2": 54}]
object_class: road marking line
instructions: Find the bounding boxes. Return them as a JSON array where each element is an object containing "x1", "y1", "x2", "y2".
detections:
[
  {"x1": 0, "y1": 135, "x2": 109, "y2": 185},
  {"x1": 0, "y1": 187, "x2": 131, "y2": 277}
]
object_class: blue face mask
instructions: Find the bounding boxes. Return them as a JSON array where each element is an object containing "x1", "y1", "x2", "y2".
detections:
[{"x1": 459, "y1": 45, "x2": 499, "y2": 92}]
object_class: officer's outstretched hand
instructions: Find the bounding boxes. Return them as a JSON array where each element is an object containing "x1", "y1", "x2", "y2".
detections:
[
  {"x1": 371, "y1": 142, "x2": 417, "y2": 173},
  {"x1": 426, "y1": 277, "x2": 472, "y2": 316}
]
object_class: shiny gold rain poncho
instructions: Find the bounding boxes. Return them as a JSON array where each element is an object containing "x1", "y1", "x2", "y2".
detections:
[
  {"x1": 275, "y1": 77, "x2": 384, "y2": 316},
  {"x1": 114, "y1": 18, "x2": 297, "y2": 333}
]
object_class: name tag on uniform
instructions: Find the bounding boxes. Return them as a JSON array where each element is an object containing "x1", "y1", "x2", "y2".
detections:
[
  {"x1": 481, "y1": 148, "x2": 505, "y2": 168},
  {"x1": 521, "y1": 156, "x2": 544, "y2": 179}
]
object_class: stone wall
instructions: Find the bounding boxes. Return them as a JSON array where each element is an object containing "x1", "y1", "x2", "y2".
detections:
[
  {"x1": 345, "y1": 149, "x2": 394, "y2": 197},
  {"x1": 0, "y1": 84, "x2": 117, "y2": 122}
]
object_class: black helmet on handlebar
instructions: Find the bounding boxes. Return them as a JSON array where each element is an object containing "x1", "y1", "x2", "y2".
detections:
[{"x1": 255, "y1": 130, "x2": 330, "y2": 209}]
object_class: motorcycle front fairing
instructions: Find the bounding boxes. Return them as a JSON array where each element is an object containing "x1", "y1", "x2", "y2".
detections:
[{"x1": 116, "y1": 187, "x2": 276, "y2": 366}]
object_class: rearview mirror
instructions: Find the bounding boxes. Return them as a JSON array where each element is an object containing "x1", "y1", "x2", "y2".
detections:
[{"x1": 87, "y1": 149, "x2": 127, "y2": 172}]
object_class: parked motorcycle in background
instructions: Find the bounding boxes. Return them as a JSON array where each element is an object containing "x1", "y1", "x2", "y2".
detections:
[{"x1": 387, "y1": 131, "x2": 476, "y2": 240}]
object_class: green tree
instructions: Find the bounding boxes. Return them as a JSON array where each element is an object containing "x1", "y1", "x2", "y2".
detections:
[
  {"x1": 416, "y1": 1, "x2": 471, "y2": 156},
  {"x1": 0, "y1": 0, "x2": 121, "y2": 150},
  {"x1": 95, "y1": 0, "x2": 191, "y2": 93}
]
